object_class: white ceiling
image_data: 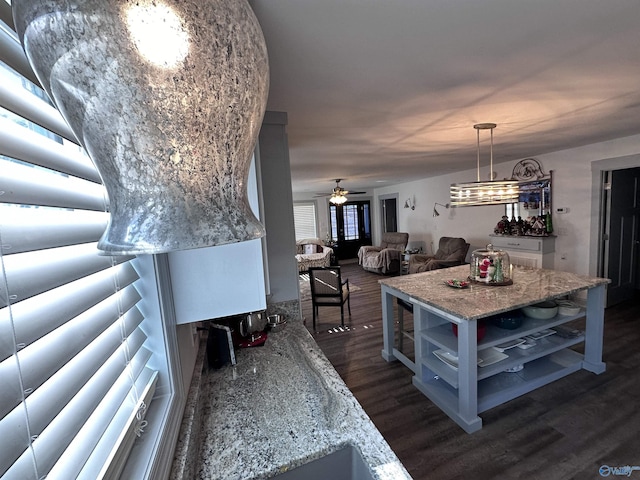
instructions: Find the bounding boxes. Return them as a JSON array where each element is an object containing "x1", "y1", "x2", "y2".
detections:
[{"x1": 249, "y1": 0, "x2": 640, "y2": 196}]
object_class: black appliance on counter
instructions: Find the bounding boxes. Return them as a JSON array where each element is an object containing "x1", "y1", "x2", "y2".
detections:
[{"x1": 205, "y1": 311, "x2": 268, "y2": 369}]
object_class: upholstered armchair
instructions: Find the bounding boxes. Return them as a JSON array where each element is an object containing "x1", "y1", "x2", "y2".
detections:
[
  {"x1": 295, "y1": 238, "x2": 333, "y2": 273},
  {"x1": 358, "y1": 232, "x2": 409, "y2": 275},
  {"x1": 408, "y1": 236, "x2": 469, "y2": 273}
]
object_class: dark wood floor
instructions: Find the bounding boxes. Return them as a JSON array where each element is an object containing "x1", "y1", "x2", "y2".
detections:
[{"x1": 302, "y1": 263, "x2": 640, "y2": 480}]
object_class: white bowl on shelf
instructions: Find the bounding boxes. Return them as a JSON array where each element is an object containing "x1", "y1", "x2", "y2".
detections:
[
  {"x1": 556, "y1": 300, "x2": 581, "y2": 316},
  {"x1": 521, "y1": 301, "x2": 558, "y2": 319}
]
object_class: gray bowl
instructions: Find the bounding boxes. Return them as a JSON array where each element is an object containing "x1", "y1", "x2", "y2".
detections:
[{"x1": 489, "y1": 310, "x2": 524, "y2": 330}]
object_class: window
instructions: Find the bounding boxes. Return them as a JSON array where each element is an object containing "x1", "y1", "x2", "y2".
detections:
[
  {"x1": 293, "y1": 202, "x2": 318, "y2": 240},
  {"x1": 0, "y1": 15, "x2": 180, "y2": 480},
  {"x1": 342, "y1": 204, "x2": 360, "y2": 240}
]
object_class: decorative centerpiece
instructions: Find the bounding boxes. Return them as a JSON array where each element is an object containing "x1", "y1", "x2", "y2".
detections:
[
  {"x1": 493, "y1": 214, "x2": 551, "y2": 236},
  {"x1": 469, "y1": 244, "x2": 513, "y2": 286}
]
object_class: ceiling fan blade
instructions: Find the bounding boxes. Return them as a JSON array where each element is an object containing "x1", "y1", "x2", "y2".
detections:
[{"x1": 313, "y1": 181, "x2": 365, "y2": 198}]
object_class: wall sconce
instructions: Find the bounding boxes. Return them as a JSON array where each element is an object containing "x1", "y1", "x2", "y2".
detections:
[
  {"x1": 14, "y1": 0, "x2": 270, "y2": 255},
  {"x1": 404, "y1": 197, "x2": 415, "y2": 210},
  {"x1": 433, "y1": 202, "x2": 450, "y2": 217}
]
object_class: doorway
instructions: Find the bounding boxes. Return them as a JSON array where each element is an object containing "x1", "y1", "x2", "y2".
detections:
[
  {"x1": 380, "y1": 195, "x2": 398, "y2": 233},
  {"x1": 601, "y1": 167, "x2": 640, "y2": 306},
  {"x1": 329, "y1": 200, "x2": 372, "y2": 260}
]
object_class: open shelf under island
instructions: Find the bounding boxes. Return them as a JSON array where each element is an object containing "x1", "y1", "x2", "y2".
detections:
[{"x1": 379, "y1": 264, "x2": 610, "y2": 433}]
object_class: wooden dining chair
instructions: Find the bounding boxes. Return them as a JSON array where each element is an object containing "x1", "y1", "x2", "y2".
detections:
[{"x1": 308, "y1": 266, "x2": 351, "y2": 330}]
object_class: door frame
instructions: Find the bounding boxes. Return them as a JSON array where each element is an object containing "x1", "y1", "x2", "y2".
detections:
[
  {"x1": 378, "y1": 193, "x2": 400, "y2": 241},
  {"x1": 597, "y1": 167, "x2": 640, "y2": 306},
  {"x1": 591, "y1": 154, "x2": 640, "y2": 304}
]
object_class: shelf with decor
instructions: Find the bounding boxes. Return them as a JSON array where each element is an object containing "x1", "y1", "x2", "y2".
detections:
[
  {"x1": 420, "y1": 308, "x2": 584, "y2": 354},
  {"x1": 420, "y1": 319, "x2": 585, "y2": 389}
]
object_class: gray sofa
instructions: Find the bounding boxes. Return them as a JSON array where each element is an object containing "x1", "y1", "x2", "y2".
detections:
[{"x1": 358, "y1": 232, "x2": 409, "y2": 275}]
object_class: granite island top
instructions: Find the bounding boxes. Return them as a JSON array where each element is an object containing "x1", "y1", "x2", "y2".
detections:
[
  {"x1": 194, "y1": 320, "x2": 411, "y2": 480},
  {"x1": 380, "y1": 265, "x2": 610, "y2": 321}
]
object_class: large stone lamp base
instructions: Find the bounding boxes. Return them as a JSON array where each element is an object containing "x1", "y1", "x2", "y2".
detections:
[{"x1": 13, "y1": 0, "x2": 270, "y2": 255}]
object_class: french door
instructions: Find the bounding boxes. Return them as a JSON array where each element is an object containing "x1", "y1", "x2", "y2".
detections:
[{"x1": 330, "y1": 201, "x2": 372, "y2": 259}]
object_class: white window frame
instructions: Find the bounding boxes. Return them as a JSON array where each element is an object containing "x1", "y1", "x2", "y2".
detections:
[{"x1": 293, "y1": 201, "x2": 319, "y2": 240}]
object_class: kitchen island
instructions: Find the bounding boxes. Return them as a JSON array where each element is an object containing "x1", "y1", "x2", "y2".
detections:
[
  {"x1": 178, "y1": 320, "x2": 411, "y2": 480},
  {"x1": 379, "y1": 264, "x2": 609, "y2": 433}
]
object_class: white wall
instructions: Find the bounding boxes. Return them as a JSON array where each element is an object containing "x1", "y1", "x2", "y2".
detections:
[
  {"x1": 294, "y1": 133, "x2": 640, "y2": 277},
  {"x1": 373, "y1": 172, "x2": 505, "y2": 258}
]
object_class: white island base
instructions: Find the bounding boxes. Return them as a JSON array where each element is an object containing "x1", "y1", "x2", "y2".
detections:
[{"x1": 379, "y1": 265, "x2": 609, "y2": 433}]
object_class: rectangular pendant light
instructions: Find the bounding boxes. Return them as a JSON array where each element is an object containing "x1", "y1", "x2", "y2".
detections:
[
  {"x1": 450, "y1": 123, "x2": 521, "y2": 207},
  {"x1": 450, "y1": 180, "x2": 521, "y2": 206}
]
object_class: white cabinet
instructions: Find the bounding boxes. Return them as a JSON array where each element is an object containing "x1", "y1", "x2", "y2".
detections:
[
  {"x1": 489, "y1": 235, "x2": 555, "y2": 269},
  {"x1": 168, "y1": 240, "x2": 266, "y2": 324}
]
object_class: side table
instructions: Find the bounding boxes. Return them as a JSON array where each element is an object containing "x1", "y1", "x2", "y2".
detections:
[{"x1": 400, "y1": 250, "x2": 420, "y2": 275}]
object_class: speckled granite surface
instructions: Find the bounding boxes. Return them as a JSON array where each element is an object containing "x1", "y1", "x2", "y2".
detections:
[
  {"x1": 194, "y1": 321, "x2": 411, "y2": 480},
  {"x1": 380, "y1": 265, "x2": 610, "y2": 320}
]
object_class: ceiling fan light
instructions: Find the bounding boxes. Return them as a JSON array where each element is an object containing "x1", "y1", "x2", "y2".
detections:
[{"x1": 330, "y1": 194, "x2": 347, "y2": 205}]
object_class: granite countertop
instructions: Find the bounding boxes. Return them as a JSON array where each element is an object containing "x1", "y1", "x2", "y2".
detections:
[
  {"x1": 379, "y1": 265, "x2": 610, "y2": 321},
  {"x1": 195, "y1": 320, "x2": 411, "y2": 480}
]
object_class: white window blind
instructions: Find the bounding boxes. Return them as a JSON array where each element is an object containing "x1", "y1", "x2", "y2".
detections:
[
  {"x1": 293, "y1": 202, "x2": 318, "y2": 240},
  {"x1": 0, "y1": 15, "x2": 161, "y2": 480}
]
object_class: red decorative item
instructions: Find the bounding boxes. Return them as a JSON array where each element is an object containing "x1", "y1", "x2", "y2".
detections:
[
  {"x1": 238, "y1": 331, "x2": 268, "y2": 348},
  {"x1": 452, "y1": 322, "x2": 486, "y2": 342}
]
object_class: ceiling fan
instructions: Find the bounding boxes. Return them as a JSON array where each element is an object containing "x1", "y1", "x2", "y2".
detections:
[{"x1": 314, "y1": 179, "x2": 367, "y2": 205}]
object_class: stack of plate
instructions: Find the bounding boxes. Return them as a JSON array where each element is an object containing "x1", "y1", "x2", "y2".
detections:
[{"x1": 433, "y1": 349, "x2": 508, "y2": 370}]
